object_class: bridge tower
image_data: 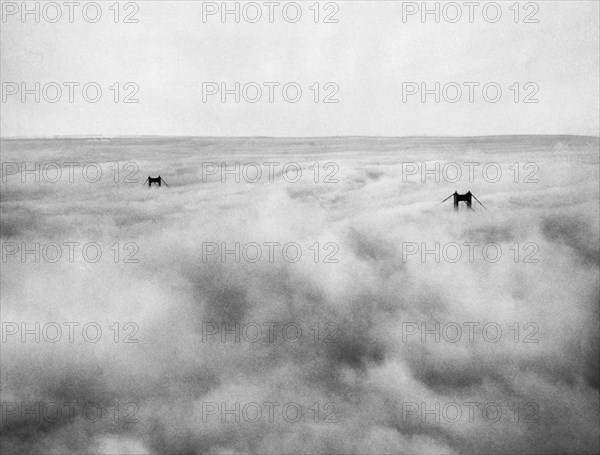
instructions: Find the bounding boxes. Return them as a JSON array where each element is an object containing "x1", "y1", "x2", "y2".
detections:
[
  {"x1": 144, "y1": 176, "x2": 169, "y2": 187},
  {"x1": 440, "y1": 191, "x2": 486, "y2": 211}
]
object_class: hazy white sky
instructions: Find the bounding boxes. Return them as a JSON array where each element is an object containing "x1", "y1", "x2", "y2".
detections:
[{"x1": 1, "y1": 0, "x2": 599, "y2": 137}]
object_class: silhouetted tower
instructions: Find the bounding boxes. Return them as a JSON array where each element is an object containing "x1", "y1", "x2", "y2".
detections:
[
  {"x1": 144, "y1": 176, "x2": 169, "y2": 187},
  {"x1": 440, "y1": 191, "x2": 486, "y2": 212}
]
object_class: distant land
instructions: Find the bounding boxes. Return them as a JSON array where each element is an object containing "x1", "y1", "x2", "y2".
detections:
[{"x1": 1, "y1": 134, "x2": 599, "y2": 140}]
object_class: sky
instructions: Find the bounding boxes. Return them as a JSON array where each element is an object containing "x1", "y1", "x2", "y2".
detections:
[{"x1": 1, "y1": 0, "x2": 599, "y2": 137}]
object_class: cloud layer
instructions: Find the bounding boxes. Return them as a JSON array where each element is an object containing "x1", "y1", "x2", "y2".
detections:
[{"x1": 1, "y1": 136, "x2": 599, "y2": 454}]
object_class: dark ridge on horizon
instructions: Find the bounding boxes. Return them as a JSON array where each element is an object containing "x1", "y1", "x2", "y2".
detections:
[{"x1": 1, "y1": 134, "x2": 599, "y2": 141}]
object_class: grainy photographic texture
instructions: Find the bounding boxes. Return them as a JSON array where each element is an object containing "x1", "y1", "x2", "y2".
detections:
[{"x1": 1, "y1": 1, "x2": 599, "y2": 454}]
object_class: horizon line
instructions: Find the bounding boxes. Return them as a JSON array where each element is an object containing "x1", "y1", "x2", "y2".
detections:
[{"x1": 2, "y1": 134, "x2": 599, "y2": 140}]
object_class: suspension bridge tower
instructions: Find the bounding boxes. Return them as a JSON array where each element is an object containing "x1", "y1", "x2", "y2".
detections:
[{"x1": 440, "y1": 191, "x2": 486, "y2": 212}]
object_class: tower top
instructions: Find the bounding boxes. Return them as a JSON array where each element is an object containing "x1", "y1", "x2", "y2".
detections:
[{"x1": 440, "y1": 192, "x2": 486, "y2": 211}]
